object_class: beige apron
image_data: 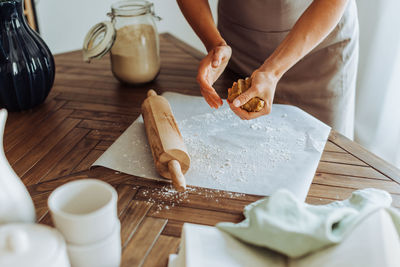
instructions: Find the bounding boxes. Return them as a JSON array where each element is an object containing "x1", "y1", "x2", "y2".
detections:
[{"x1": 218, "y1": 0, "x2": 359, "y2": 139}]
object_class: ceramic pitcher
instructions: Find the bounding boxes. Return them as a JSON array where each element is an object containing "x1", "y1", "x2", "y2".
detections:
[
  {"x1": 0, "y1": 0, "x2": 55, "y2": 111},
  {"x1": 0, "y1": 109, "x2": 35, "y2": 224}
]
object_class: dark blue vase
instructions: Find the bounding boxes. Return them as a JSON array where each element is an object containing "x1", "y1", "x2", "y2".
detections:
[{"x1": 0, "y1": 0, "x2": 55, "y2": 111}]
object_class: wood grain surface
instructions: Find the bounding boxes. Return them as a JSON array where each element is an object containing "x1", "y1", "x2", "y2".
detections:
[{"x1": 5, "y1": 33, "x2": 400, "y2": 267}]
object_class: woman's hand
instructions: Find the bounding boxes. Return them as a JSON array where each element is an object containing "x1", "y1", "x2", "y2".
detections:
[
  {"x1": 228, "y1": 69, "x2": 279, "y2": 120},
  {"x1": 197, "y1": 44, "x2": 232, "y2": 108}
]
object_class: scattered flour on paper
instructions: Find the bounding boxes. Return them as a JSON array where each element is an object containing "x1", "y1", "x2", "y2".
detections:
[
  {"x1": 94, "y1": 95, "x2": 330, "y2": 200},
  {"x1": 133, "y1": 108, "x2": 307, "y2": 213},
  {"x1": 178, "y1": 108, "x2": 307, "y2": 187}
]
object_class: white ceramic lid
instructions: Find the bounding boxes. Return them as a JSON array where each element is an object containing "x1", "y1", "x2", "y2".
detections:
[
  {"x1": 82, "y1": 21, "x2": 116, "y2": 63},
  {"x1": 0, "y1": 223, "x2": 68, "y2": 267}
]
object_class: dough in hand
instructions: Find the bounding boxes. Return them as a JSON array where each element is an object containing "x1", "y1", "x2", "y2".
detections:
[{"x1": 228, "y1": 77, "x2": 265, "y2": 112}]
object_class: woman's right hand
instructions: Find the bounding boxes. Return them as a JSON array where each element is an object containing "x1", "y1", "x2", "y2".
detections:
[{"x1": 197, "y1": 44, "x2": 232, "y2": 108}]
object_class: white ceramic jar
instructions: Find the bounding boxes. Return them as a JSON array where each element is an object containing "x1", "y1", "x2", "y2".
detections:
[
  {"x1": 0, "y1": 223, "x2": 70, "y2": 267},
  {"x1": 83, "y1": 0, "x2": 161, "y2": 85}
]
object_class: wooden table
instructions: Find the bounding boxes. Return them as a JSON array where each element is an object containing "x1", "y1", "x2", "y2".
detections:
[{"x1": 5, "y1": 33, "x2": 400, "y2": 267}]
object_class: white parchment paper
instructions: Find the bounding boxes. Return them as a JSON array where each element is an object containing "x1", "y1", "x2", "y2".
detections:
[{"x1": 92, "y1": 92, "x2": 330, "y2": 200}]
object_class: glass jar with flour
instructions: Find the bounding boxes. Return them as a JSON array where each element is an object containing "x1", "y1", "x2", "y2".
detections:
[{"x1": 83, "y1": 0, "x2": 161, "y2": 85}]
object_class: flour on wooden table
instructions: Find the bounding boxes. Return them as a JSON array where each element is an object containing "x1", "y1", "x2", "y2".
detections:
[{"x1": 138, "y1": 184, "x2": 246, "y2": 213}]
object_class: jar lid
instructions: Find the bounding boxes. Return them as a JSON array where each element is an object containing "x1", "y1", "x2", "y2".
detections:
[
  {"x1": 111, "y1": 0, "x2": 154, "y2": 17},
  {"x1": 0, "y1": 223, "x2": 68, "y2": 267},
  {"x1": 82, "y1": 21, "x2": 116, "y2": 62}
]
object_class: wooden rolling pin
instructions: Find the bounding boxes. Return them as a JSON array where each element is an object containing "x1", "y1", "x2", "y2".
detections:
[{"x1": 141, "y1": 89, "x2": 191, "y2": 191}]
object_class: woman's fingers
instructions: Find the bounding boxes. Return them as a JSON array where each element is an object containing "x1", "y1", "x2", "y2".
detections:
[
  {"x1": 198, "y1": 75, "x2": 223, "y2": 107},
  {"x1": 201, "y1": 87, "x2": 219, "y2": 108},
  {"x1": 212, "y1": 46, "x2": 228, "y2": 67},
  {"x1": 228, "y1": 102, "x2": 248, "y2": 120},
  {"x1": 227, "y1": 68, "x2": 279, "y2": 120},
  {"x1": 196, "y1": 45, "x2": 232, "y2": 109},
  {"x1": 228, "y1": 100, "x2": 272, "y2": 120},
  {"x1": 198, "y1": 73, "x2": 222, "y2": 108},
  {"x1": 232, "y1": 87, "x2": 259, "y2": 107},
  {"x1": 212, "y1": 50, "x2": 222, "y2": 67},
  {"x1": 227, "y1": 87, "x2": 232, "y2": 97}
]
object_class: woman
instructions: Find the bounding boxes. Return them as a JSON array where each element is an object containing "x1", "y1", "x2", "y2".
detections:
[{"x1": 177, "y1": 0, "x2": 358, "y2": 138}]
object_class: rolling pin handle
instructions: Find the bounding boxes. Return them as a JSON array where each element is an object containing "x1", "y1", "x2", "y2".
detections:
[
  {"x1": 147, "y1": 89, "x2": 157, "y2": 97},
  {"x1": 168, "y1": 160, "x2": 186, "y2": 192}
]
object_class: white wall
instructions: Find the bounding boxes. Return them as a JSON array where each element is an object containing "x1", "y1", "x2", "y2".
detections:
[
  {"x1": 354, "y1": 0, "x2": 400, "y2": 167},
  {"x1": 35, "y1": 0, "x2": 218, "y2": 55}
]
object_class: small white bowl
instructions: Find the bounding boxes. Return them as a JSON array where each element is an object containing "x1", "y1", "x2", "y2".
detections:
[
  {"x1": 67, "y1": 220, "x2": 121, "y2": 267},
  {"x1": 48, "y1": 179, "x2": 118, "y2": 245}
]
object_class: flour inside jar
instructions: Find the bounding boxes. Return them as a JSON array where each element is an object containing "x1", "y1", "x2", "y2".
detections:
[{"x1": 110, "y1": 24, "x2": 160, "y2": 84}]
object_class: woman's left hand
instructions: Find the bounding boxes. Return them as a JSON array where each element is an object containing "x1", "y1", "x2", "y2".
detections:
[{"x1": 228, "y1": 69, "x2": 279, "y2": 120}]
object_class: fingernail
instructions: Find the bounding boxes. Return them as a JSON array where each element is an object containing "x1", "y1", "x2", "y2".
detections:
[{"x1": 233, "y1": 100, "x2": 240, "y2": 107}]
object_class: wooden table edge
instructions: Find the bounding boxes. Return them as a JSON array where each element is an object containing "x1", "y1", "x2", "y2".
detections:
[{"x1": 328, "y1": 131, "x2": 400, "y2": 184}]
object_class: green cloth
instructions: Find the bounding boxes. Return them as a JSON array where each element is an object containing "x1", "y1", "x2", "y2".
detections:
[{"x1": 217, "y1": 188, "x2": 400, "y2": 258}]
